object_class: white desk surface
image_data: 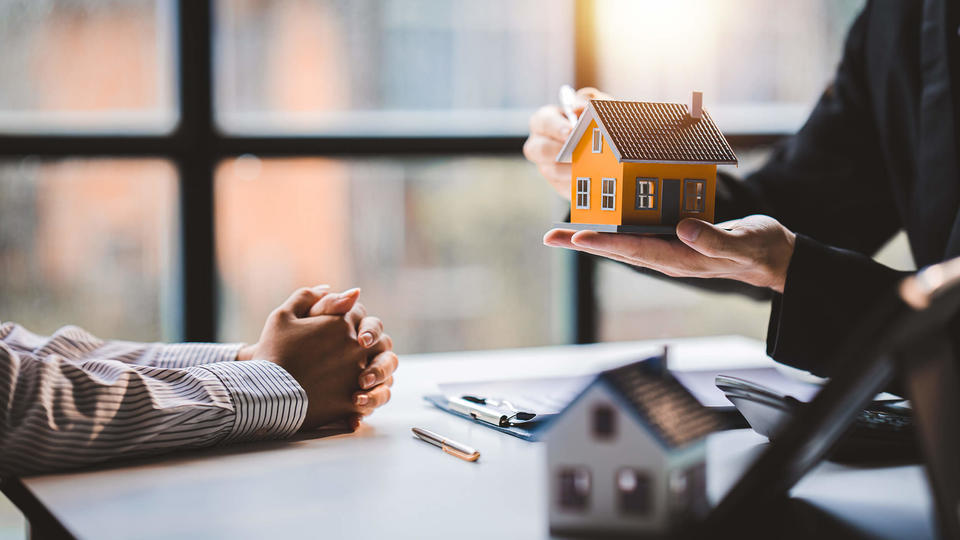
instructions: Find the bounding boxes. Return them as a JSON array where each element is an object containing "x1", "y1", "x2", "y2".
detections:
[{"x1": 20, "y1": 336, "x2": 935, "y2": 539}]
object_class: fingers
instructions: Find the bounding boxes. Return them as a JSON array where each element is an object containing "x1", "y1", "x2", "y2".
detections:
[
  {"x1": 278, "y1": 285, "x2": 330, "y2": 318},
  {"x1": 529, "y1": 105, "x2": 574, "y2": 142},
  {"x1": 353, "y1": 381, "x2": 393, "y2": 415},
  {"x1": 357, "y1": 316, "x2": 385, "y2": 348},
  {"x1": 359, "y1": 351, "x2": 399, "y2": 390},
  {"x1": 523, "y1": 134, "x2": 565, "y2": 165},
  {"x1": 307, "y1": 288, "x2": 361, "y2": 317},
  {"x1": 544, "y1": 228, "x2": 739, "y2": 279},
  {"x1": 343, "y1": 301, "x2": 368, "y2": 332},
  {"x1": 361, "y1": 333, "x2": 394, "y2": 363},
  {"x1": 676, "y1": 219, "x2": 748, "y2": 261}
]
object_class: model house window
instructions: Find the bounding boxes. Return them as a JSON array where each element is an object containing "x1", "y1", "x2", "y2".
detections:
[
  {"x1": 558, "y1": 467, "x2": 591, "y2": 511},
  {"x1": 683, "y1": 179, "x2": 706, "y2": 212},
  {"x1": 575, "y1": 177, "x2": 591, "y2": 209},
  {"x1": 592, "y1": 128, "x2": 602, "y2": 153},
  {"x1": 592, "y1": 404, "x2": 616, "y2": 439},
  {"x1": 617, "y1": 468, "x2": 652, "y2": 515},
  {"x1": 601, "y1": 178, "x2": 616, "y2": 210},
  {"x1": 635, "y1": 177, "x2": 657, "y2": 210},
  {"x1": 670, "y1": 463, "x2": 709, "y2": 520}
]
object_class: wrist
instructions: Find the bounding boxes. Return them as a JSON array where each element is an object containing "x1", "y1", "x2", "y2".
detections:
[
  {"x1": 237, "y1": 343, "x2": 258, "y2": 361},
  {"x1": 769, "y1": 229, "x2": 797, "y2": 294}
]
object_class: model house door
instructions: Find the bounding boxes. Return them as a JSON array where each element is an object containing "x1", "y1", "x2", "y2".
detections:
[{"x1": 661, "y1": 179, "x2": 681, "y2": 225}]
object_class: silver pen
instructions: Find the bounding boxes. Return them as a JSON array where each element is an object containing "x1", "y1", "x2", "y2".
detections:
[
  {"x1": 412, "y1": 427, "x2": 480, "y2": 462},
  {"x1": 559, "y1": 84, "x2": 579, "y2": 126}
]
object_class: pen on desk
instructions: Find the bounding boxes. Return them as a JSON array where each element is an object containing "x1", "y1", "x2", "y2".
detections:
[
  {"x1": 412, "y1": 427, "x2": 481, "y2": 462},
  {"x1": 559, "y1": 84, "x2": 579, "y2": 126}
]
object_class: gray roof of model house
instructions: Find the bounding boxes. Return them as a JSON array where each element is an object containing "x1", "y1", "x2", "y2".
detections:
[{"x1": 553, "y1": 357, "x2": 725, "y2": 450}]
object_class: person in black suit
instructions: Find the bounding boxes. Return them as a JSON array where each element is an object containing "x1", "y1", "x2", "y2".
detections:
[{"x1": 523, "y1": 0, "x2": 958, "y2": 377}]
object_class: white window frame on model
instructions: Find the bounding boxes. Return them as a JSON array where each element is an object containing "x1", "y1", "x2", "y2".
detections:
[
  {"x1": 575, "y1": 177, "x2": 591, "y2": 209},
  {"x1": 601, "y1": 177, "x2": 616, "y2": 210},
  {"x1": 592, "y1": 128, "x2": 602, "y2": 153}
]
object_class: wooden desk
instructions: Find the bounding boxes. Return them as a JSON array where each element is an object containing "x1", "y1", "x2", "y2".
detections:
[{"x1": 6, "y1": 337, "x2": 935, "y2": 539}]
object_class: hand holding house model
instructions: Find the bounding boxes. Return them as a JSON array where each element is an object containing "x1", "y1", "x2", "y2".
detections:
[{"x1": 554, "y1": 92, "x2": 738, "y2": 236}]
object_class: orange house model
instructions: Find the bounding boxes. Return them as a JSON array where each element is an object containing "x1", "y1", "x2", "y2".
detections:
[{"x1": 555, "y1": 92, "x2": 737, "y2": 234}]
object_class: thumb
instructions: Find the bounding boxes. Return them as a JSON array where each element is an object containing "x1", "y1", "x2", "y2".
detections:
[
  {"x1": 676, "y1": 219, "x2": 744, "y2": 260},
  {"x1": 308, "y1": 288, "x2": 361, "y2": 317},
  {"x1": 279, "y1": 285, "x2": 330, "y2": 318}
]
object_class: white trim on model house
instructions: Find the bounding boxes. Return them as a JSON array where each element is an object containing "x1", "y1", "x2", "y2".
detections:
[
  {"x1": 576, "y1": 177, "x2": 591, "y2": 209},
  {"x1": 601, "y1": 178, "x2": 616, "y2": 210}
]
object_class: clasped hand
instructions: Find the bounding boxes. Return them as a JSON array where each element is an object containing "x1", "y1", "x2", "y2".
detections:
[{"x1": 239, "y1": 286, "x2": 398, "y2": 430}]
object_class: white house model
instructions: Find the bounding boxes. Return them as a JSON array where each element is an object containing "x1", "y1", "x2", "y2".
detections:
[{"x1": 545, "y1": 356, "x2": 723, "y2": 537}]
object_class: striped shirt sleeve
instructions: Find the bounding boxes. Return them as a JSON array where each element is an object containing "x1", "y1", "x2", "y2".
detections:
[{"x1": 0, "y1": 322, "x2": 307, "y2": 477}]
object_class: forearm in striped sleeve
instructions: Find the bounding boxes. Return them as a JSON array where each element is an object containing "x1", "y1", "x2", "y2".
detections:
[
  {"x1": 0, "y1": 344, "x2": 307, "y2": 477},
  {"x1": 0, "y1": 323, "x2": 246, "y2": 369}
]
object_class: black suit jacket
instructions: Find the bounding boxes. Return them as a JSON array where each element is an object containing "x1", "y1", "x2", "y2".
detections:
[{"x1": 705, "y1": 0, "x2": 960, "y2": 376}]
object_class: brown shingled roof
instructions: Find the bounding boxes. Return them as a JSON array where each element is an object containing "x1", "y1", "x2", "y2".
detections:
[
  {"x1": 600, "y1": 360, "x2": 724, "y2": 448},
  {"x1": 592, "y1": 99, "x2": 737, "y2": 165}
]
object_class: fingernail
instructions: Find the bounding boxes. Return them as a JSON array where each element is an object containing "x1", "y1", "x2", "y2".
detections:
[
  {"x1": 677, "y1": 220, "x2": 702, "y2": 242},
  {"x1": 362, "y1": 373, "x2": 376, "y2": 388},
  {"x1": 355, "y1": 394, "x2": 369, "y2": 406},
  {"x1": 342, "y1": 287, "x2": 361, "y2": 297},
  {"x1": 360, "y1": 332, "x2": 374, "y2": 347},
  {"x1": 311, "y1": 284, "x2": 330, "y2": 293},
  {"x1": 570, "y1": 231, "x2": 590, "y2": 246}
]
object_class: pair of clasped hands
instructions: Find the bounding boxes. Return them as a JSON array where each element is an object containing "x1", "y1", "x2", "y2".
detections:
[
  {"x1": 524, "y1": 87, "x2": 797, "y2": 293},
  {"x1": 237, "y1": 285, "x2": 398, "y2": 431}
]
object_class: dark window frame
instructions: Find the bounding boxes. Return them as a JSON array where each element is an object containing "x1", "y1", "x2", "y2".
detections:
[
  {"x1": 635, "y1": 177, "x2": 658, "y2": 210},
  {"x1": 683, "y1": 178, "x2": 706, "y2": 213},
  {"x1": 592, "y1": 404, "x2": 617, "y2": 440},
  {"x1": 616, "y1": 467, "x2": 652, "y2": 516},
  {"x1": 557, "y1": 466, "x2": 592, "y2": 511},
  {"x1": 0, "y1": 0, "x2": 783, "y2": 344}
]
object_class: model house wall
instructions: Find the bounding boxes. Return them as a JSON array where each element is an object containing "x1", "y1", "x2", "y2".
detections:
[
  {"x1": 569, "y1": 123, "x2": 719, "y2": 227},
  {"x1": 569, "y1": 119, "x2": 623, "y2": 226},
  {"x1": 546, "y1": 383, "x2": 671, "y2": 535},
  {"x1": 620, "y1": 162, "x2": 717, "y2": 225}
]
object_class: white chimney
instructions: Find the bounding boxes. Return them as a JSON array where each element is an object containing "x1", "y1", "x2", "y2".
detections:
[{"x1": 690, "y1": 91, "x2": 703, "y2": 119}]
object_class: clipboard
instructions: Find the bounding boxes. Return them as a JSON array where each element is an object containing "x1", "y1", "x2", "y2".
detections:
[{"x1": 423, "y1": 395, "x2": 552, "y2": 441}]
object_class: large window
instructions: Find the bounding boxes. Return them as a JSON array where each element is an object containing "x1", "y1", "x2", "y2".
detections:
[
  {"x1": 0, "y1": 0, "x2": 574, "y2": 347},
  {"x1": 591, "y1": 0, "x2": 866, "y2": 134},
  {"x1": 0, "y1": 0, "x2": 177, "y2": 133},
  {"x1": 0, "y1": 159, "x2": 178, "y2": 341},
  {"x1": 215, "y1": 0, "x2": 573, "y2": 136}
]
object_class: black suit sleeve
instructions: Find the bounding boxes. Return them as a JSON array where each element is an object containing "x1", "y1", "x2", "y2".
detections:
[
  {"x1": 722, "y1": 3, "x2": 906, "y2": 374},
  {"x1": 766, "y1": 235, "x2": 908, "y2": 377}
]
